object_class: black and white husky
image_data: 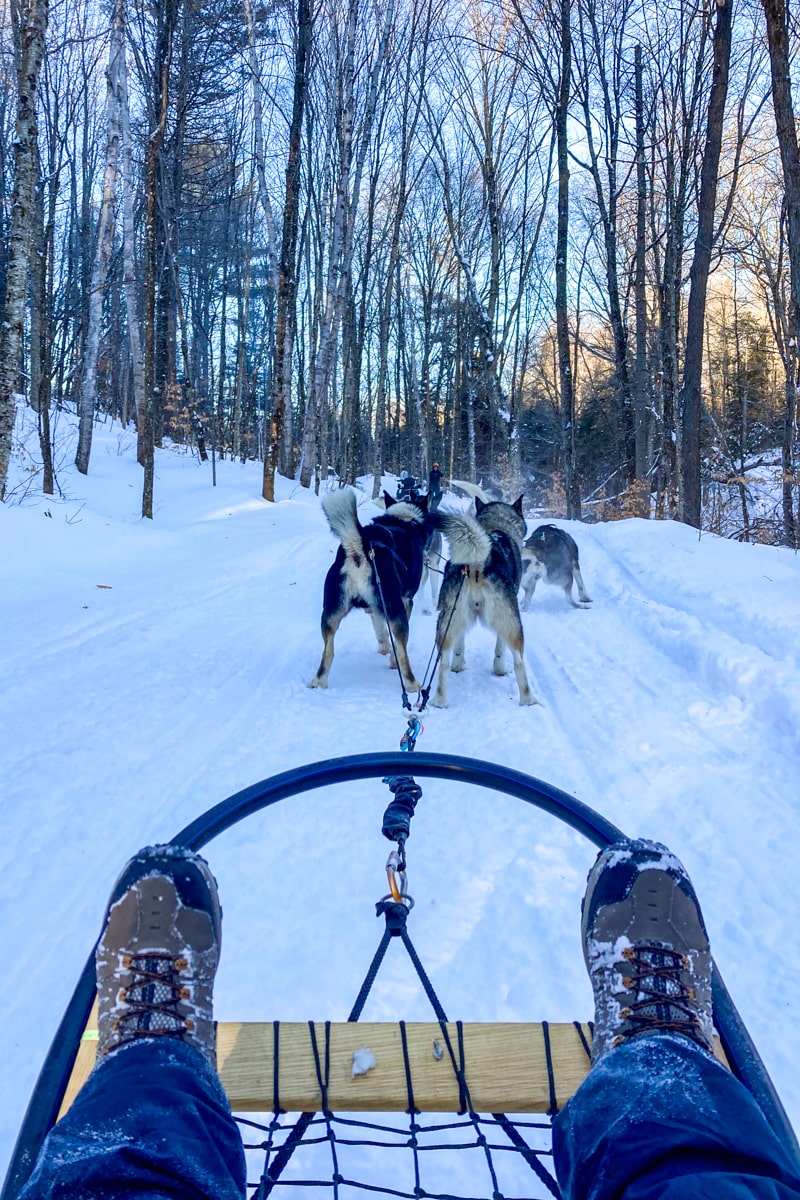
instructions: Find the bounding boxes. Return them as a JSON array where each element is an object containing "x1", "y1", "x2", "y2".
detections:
[
  {"x1": 520, "y1": 524, "x2": 592, "y2": 610},
  {"x1": 309, "y1": 488, "x2": 429, "y2": 692},
  {"x1": 430, "y1": 495, "x2": 537, "y2": 707}
]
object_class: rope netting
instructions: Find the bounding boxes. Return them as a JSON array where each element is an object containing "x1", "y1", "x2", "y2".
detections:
[{"x1": 238, "y1": 1105, "x2": 561, "y2": 1200}]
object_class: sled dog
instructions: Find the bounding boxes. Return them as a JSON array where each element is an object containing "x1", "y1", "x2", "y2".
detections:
[
  {"x1": 420, "y1": 526, "x2": 444, "y2": 615},
  {"x1": 520, "y1": 524, "x2": 592, "y2": 610},
  {"x1": 309, "y1": 488, "x2": 429, "y2": 691},
  {"x1": 430, "y1": 495, "x2": 537, "y2": 707}
]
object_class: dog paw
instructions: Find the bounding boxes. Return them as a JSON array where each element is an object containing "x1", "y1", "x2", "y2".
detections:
[
  {"x1": 429, "y1": 697, "x2": 448, "y2": 708},
  {"x1": 307, "y1": 677, "x2": 327, "y2": 689},
  {"x1": 519, "y1": 693, "x2": 540, "y2": 706}
]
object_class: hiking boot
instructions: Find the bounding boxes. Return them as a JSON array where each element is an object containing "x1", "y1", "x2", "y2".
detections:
[
  {"x1": 581, "y1": 838, "x2": 714, "y2": 1064},
  {"x1": 96, "y1": 844, "x2": 221, "y2": 1068}
]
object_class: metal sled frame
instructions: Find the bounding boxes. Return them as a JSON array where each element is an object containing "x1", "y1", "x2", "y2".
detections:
[{"x1": 4, "y1": 751, "x2": 799, "y2": 1198}]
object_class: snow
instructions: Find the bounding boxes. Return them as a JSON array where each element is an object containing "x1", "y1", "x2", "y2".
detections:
[{"x1": 2, "y1": 412, "x2": 800, "y2": 1181}]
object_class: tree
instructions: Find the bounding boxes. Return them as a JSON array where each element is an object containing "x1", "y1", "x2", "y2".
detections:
[
  {"x1": 0, "y1": 0, "x2": 49, "y2": 498},
  {"x1": 679, "y1": 0, "x2": 733, "y2": 528},
  {"x1": 762, "y1": 0, "x2": 800, "y2": 541},
  {"x1": 263, "y1": 0, "x2": 312, "y2": 502},
  {"x1": 76, "y1": 0, "x2": 125, "y2": 475}
]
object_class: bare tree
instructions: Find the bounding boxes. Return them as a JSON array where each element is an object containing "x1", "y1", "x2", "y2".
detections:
[
  {"x1": 263, "y1": 0, "x2": 312, "y2": 501},
  {"x1": 762, "y1": 0, "x2": 800, "y2": 539},
  {"x1": 679, "y1": 0, "x2": 733, "y2": 527},
  {"x1": 0, "y1": 0, "x2": 49, "y2": 498},
  {"x1": 76, "y1": 0, "x2": 125, "y2": 475}
]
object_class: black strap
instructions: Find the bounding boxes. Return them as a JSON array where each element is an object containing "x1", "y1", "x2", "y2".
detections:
[{"x1": 542, "y1": 1020, "x2": 558, "y2": 1117}]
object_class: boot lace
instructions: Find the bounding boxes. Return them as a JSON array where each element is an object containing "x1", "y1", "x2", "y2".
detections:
[
  {"x1": 115, "y1": 952, "x2": 193, "y2": 1040},
  {"x1": 614, "y1": 943, "x2": 706, "y2": 1049}
]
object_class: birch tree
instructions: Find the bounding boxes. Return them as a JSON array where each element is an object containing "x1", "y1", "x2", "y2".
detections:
[
  {"x1": 76, "y1": 0, "x2": 124, "y2": 475},
  {"x1": 0, "y1": 0, "x2": 49, "y2": 498}
]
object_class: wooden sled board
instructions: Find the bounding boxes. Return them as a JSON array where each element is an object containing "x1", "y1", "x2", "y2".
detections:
[{"x1": 60, "y1": 1016, "x2": 728, "y2": 1117}]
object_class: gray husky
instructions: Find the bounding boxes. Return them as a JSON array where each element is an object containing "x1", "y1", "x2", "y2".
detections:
[
  {"x1": 430, "y1": 495, "x2": 537, "y2": 707},
  {"x1": 520, "y1": 524, "x2": 592, "y2": 610},
  {"x1": 309, "y1": 489, "x2": 429, "y2": 691}
]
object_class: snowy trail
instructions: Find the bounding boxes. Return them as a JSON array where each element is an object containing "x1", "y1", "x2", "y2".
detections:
[{"x1": 2, "y1": 436, "x2": 800, "y2": 1179}]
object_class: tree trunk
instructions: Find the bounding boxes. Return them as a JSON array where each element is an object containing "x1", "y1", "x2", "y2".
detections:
[
  {"x1": 555, "y1": 0, "x2": 580, "y2": 517},
  {"x1": 633, "y1": 45, "x2": 649, "y2": 503},
  {"x1": 142, "y1": 0, "x2": 176, "y2": 519},
  {"x1": 680, "y1": 0, "x2": 733, "y2": 528},
  {"x1": 0, "y1": 0, "x2": 49, "y2": 499},
  {"x1": 763, "y1": 0, "x2": 800, "y2": 542},
  {"x1": 118, "y1": 18, "x2": 146, "y2": 459},
  {"x1": 76, "y1": 0, "x2": 124, "y2": 475},
  {"x1": 263, "y1": 0, "x2": 311, "y2": 502}
]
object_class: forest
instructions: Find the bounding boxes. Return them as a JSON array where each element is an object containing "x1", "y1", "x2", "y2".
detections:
[{"x1": 1, "y1": 0, "x2": 800, "y2": 542}]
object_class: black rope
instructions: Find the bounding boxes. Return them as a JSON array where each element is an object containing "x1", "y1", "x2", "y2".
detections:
[
  {"x1": 310, "y1": 1021, "x2": 343, "y2": 1200},
  {"x1": 416, "y1": 568, "x2": 467, "y2": 713},
  {"x1": 399, "y1": 1021, "x2": 423, "y2": 1200},
  {"x1": 573, "y1": 1020, "x2": 593, "y2": 1062},
  {"x1": 541, "y1": 1022, "x2": 558, "y2": 1118},
  {"x1": 490, "y1": 1113, "x2": 562, "y2": 1200},
  {"x1": 368, "y1": 549, "x2": 412, "y2": 711},
  {"x1": 348, "y1": 926, "x2": 395, "y2": 1022}
]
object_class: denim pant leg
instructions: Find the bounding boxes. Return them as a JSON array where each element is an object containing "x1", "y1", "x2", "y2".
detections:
[
  {"x1": 18, "y1": 1038, "x2": 246, "y2": 1200},
  {"x1": 553, "y1": 1034, "x2": 800, "y2": 1200}
]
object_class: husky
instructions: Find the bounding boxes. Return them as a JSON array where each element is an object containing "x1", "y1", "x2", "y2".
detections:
[
  {"x1": 520, "y1": 524, "x2": 592, "y2": 610},
  {"x1": 430, "y1": 495, "x2": 537, "y2": 707},
  {"x1": 309, "y1": 488, "x2": 429, "y2": 691},
  {"x1": 420, "y1": 525, "x2": 444, "y2": 614}
]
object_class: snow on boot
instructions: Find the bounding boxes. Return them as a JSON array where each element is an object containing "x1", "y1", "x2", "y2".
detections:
[
  {"x1": 581, "y1": 838, "x2": 714, "y2": 1064},
  {"x1": 95, "y1": 844, "x2": 221, "y2": 1068}
]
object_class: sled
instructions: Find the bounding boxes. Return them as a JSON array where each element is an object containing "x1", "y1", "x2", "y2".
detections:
[{"x1": 3, "y1": 751, "x2": 799, "y2": 1200}]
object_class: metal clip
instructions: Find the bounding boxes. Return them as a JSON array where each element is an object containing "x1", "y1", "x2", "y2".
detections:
[
  {"x1": 384, "y1": 849, "x2": 413, "y2": 909},
  {"x1": 400, "y1": 717, "x2": 422, "y2": 752}
]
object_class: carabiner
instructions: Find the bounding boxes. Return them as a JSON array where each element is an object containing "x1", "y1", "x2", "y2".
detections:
[
  {"x1": 385, "y1": 849, "x2": 409, "y2": 905},
  {"x1": 400, "y1": 717, "x2": 422, "y2": 752}
]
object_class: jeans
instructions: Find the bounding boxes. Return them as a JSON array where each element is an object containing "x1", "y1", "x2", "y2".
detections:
[
  {"x1": 553, "y1": 1033, "x2": 800, "y2": 1199},
  {"x1": 18, "y1": 1039, "x2": 245, "y2": 1200},
  {"x1": 18, "y1": 1033, "x2": 800, "y2": 1199}
]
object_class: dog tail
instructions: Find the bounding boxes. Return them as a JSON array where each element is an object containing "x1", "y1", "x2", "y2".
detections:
[
  {"x1": 432, "y1": 510, "x2": 491, "y2": 566},
  {"x1": 449, "y1": 478, "x2": 492, "y2": 504},
  {"x1": 322, "y1": 488, "x2": 365, "y2": 557}
]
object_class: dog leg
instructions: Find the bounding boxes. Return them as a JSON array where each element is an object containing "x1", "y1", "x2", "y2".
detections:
[
  {"x1": 573, "y1": 566, "x2": 592, "y2": 605},
  {"x1": 503, "y1": 622, "x2": 537, "y2": 706},
  {"x1": 451, "y1": 633, "x2": 466, "y2": 672},
  {"x1": 493, "y1": 635, "x2": 508, "y2": 676},
  {"x1": 387, "y1": 613, "x2": 420, "y2": 692},
  {"x1": 309, "y1": 614, "x2": 343, "y2": 688},
  {"x1": 370, "y1": 612, "x2": 391, "y2": 654},
  {"x1": 510, "y1": 645, "x2": 537, "y2": 705},
  {"x1": 519, "y1": 560, "x2": 541, "y2": 611},
  {"x1": 431, "y1": 644, "x2": 451, "y2": 707},
  {"x1": 426, "y1": 560, "x2": 441, "y2": 614},
  {"x1": 420, "y1": 559, "x2": 432, "y2": 614}
]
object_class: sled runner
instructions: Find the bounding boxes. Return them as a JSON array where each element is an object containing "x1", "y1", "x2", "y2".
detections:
[{"x1": 3, "y1": 751, "x2": 799, "y2": 1199}]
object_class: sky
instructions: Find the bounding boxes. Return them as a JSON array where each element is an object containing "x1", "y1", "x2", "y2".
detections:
[{"x1": 2, "y1": 409, "x2": 800, "y2": 1193}]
